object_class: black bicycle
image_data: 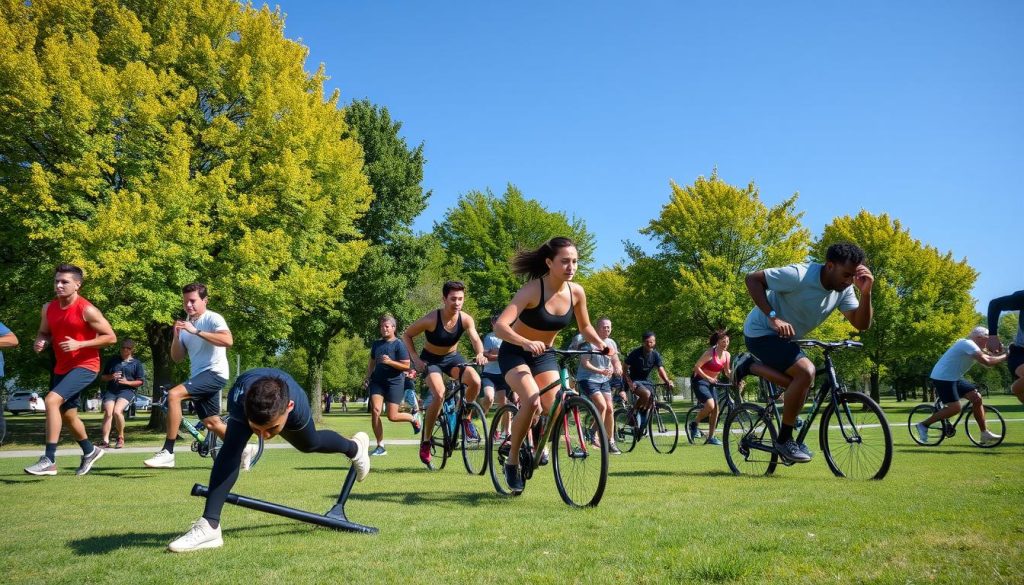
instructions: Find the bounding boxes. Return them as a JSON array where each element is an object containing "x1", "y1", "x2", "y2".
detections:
[
  {"x1": 907, "y1": 396, "x2": 1006, "y2": 448},
  {"x1": 683, "y1": 381, "x2": 735, "y2": 444},
  {"x1": 723, "y1": 340, "x2": 892, "y2": 480},
  {"x1": 612, "y1": 382, "x2": 679, "y2": 454},
  {"x1": 152, "y1": 394, "x2": 264, "y2": 469},
  {"x1": 422, "y1": 363, "x2": 489, "y2": 474},
  {"x1": 487, "y1": 348, "x2": 609, "y2": 507}
]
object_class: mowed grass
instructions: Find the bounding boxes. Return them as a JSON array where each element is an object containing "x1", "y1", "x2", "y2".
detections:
[{"x1": 1, "y1": 395, "x2": 1023, "y2": 584}]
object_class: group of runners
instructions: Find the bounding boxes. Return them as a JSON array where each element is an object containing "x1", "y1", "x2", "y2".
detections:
[{"x1": 2, "y1": 240, "x2": 1021, "y2": 552}]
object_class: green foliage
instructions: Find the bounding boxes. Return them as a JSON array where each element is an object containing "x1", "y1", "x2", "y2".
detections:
[
  {"x1": 624, "y1": 170, "x2": 810, "y2": 357},
  {"x1": 433, "y1": 184, "x2": 596, "y2": 317},
  {"x1": 273, "y1": 334, "x2": 368, "y2": 398}
]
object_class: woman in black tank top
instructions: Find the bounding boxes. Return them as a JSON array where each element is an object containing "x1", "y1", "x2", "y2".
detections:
[
  {"x1": 400, "y1": 280, "x2": 487, "y2": 468},
  {"x1": 492, "y1": 237, "x2": 614, "y2": 493}
]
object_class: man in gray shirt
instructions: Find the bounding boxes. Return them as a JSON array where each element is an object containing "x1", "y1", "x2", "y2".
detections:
[
  {"x1": 575, "y1": 317, "x2": 623, "y2": 454},
  {"x1": 735, "y1": 243, "x2": 874, "y2": 463}
]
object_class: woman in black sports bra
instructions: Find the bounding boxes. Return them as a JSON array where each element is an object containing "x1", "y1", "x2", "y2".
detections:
[
  {"x1": 401, "y1": 280, "x2": 486, "y2": 467},
  {"x1": 493, "y1": 237, "x2": 613, "y2": 494}
]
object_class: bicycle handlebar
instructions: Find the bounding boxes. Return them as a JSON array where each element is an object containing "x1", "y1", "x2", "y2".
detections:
[
  {"x1": 549, "y1": 348, "x2": 611, "y2": 356},
  {"x1": 794, "y1": 339, "x2": 863, "y2": 350}
]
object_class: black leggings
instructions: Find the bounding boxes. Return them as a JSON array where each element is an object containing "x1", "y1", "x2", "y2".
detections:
[{"x1": 203, "y1": 417, "x2": 358, "y2": 522}]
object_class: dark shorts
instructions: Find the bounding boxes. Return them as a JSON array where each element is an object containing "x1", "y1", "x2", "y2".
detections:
[
  {"x1": 498, "y1": 343, "x2": 558, "y2": 376},
  {"x1": 368, "y1": 377, "x2": 404, "y2": 405},
  {"x1": 102, "y1": 389, "x2": 135, "y2": 404},
  {"x1": 745, "y1": 334, "x2": 807, "y2": 374},
  {"x1": 51, "y1": 368, "x2": 98, "y2": 412},
  {"x1": 183, "y1": 370, "x2": 228, "y2": 420},
  {"x1": 481, "y1": 372, "x2": 510, "y2": 393},
  {"x1": 420, "y1": 349, "x2": 468, "y2": 377},
  {"x1": 691, "y1": 377, "x2": 715, "y2": 404},
  {"x1": 1009, "y1": 344, "x2": 1024, "y2": 382},
  {"x1": 578, "y1": 379, "x2": 611, "y2": 397},
  {"x1": 632, "y1": 380, "x2": 654, "y2": 394},
  {"x1": 931, "y1": 379, "x2": 979, "y2": 405}
]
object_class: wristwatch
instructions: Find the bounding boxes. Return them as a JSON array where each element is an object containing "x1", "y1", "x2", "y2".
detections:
[{"x1": 768, "y1": 310, "x2": 777, "y2": 319}]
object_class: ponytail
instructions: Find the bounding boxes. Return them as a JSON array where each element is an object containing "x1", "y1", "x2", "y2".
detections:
[{"x1": 510, "y1": 237, "x2": 577, "y2": 280}]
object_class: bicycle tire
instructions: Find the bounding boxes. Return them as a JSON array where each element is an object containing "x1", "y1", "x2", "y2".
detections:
[
  {"x1": 964, "y1": 405, "x2": 1006, "y2": 448},
  {"x1": 488, "y1": 404, "x2": 519, "y2": 496},
  {"x1": 649, "y1": 403, "x2": 679, "y2": 454},
  {"x1": 683, "y1": 405, "x2": 701, "y2": 444},
  {"x1": 427, "y1": 409, "x2": 450, "y2": 471},
  {"x1": 907, "y1": 404, "x2": 944, "y2": 446},
  {"x1": 723, "y1": 402, "x2": 778, "y2": 476},
  {"x1": 460, "y1": 400, "x2": 488, "y2": 474},
  {"x1": 819, "y1": 392, "x2": 892, "y2": 480},
  {"x1": 612, "y1": 407, "x2": 637, "y2": 453},
  {"x1": 551, "y1": 395, "x2": 608, "y2": 507}
]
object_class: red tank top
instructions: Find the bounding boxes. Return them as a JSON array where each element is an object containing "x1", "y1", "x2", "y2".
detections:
[
  {"x1": 47, "y1": 296, "x2": 101, "y2": 374},
  {"x1": 700, "y1": 349, "x2": 726, "y2": 375}
]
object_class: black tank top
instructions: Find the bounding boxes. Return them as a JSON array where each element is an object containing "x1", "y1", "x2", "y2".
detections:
[
  {"x1": 518, "y1": 280, "x2": 574, "y2": 331},
  {"x1": 423, "y1": 310, "x2": 465, "y2": 346}
]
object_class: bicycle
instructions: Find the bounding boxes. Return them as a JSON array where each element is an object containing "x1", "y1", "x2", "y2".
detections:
[
  {"x1": 422, "y1": 363, "x2": 489, "y2": 474},
  {"x1": 683, "y1": 381, "x2": 735, "y2": 444},
  {"x1": 907, "y1": 396, "x2": 1006, "y2": 448},
  {"x1": 612, "y1": 382, "x2": 679, "y2": 454},
  {"x1": 152, "y1": 393, "x2": 264, "y2": 469},
  {"x1": 487, "y1": 348, "x2": 609, "y2": 507},
  {"x1": 723, "y1": 339, "x2": 893, "y2": 480}
]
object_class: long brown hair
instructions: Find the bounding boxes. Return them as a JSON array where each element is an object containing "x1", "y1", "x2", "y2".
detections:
[{"x1": 510, "y1": 237, "x2": 576, "y2": 280}]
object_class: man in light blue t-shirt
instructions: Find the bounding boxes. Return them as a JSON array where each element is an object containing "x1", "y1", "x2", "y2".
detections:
[
  {"x1": 913, "y1": 326, "x2": 1006, "y2": 444},
  {"x1": 734, "y1": 243, "x2": 874, "y2": 464},
  {"x1": 0, "y1": 322, "x2": 20, "y2": 444}
]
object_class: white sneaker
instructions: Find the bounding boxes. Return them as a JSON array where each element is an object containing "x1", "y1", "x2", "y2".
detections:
[
  {"x1": 240, "y1": 444, "x2": 258, "y2": 471},
  {"x1": 144, "y1": 449, "x2": 175, "y2": 468},
  {"x1": 351, "y1": 432, "x2": 370, "y2": 482},
  {"x1": 168, "y1": 517, "x2": 223, "y2": 552},
  {"x1": 914, "y1": 422, "x2": 929, "y2": 444},
  {"x1": 980, "y1": 429, "x2": 1002, "y2": 444}
]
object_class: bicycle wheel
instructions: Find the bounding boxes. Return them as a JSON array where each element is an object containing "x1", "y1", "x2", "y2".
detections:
[
  {"x1": 552, "y1": 395, "x2": 608, "y2": 507},
  {"x1": 580, "y1": 403, "x2": 600, "y2": 447},
  {"x1": 488, "y1": 404, "x2": 519, "y2": 496},
  {"x1": 907, "y1": 404, "x2": 944, "y2": 446},
  {"x1": 428, "y1": 411, "x2": 450, "y2": 471},
  {"x1": 683, "y1": 405, "x2": 701, "y2": 444},
  {"x1": 723, "y1": 403, "x2": 777, "y2": 476},
  {"x1": 613, "y1": 408, "x2": 637, "y2": 453},
  {"x1": 649, "y1": 403, "x2": 679, "y2": 454},
  {"x1": 820, "y1": 392, "x2": 892, "y2": 480},
  {"x1": 460, "y1": 400, "x2": 488, "y2": 474},
  {"x1": 964, "y1": 405, "x2": 1006, "y2": 448}
]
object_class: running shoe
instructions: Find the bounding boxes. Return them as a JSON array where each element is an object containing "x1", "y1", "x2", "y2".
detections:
[
  {"x1": 980, "y1": 429, "x2": 1002, "y2": 444},
  {"x1": 24, "y1": 456, "x2": 57, "y2": 476},
  {"x1": 76, "y1": 447, "x2": 105, "y2": 476},
  {"x1": 351, "y1": 432, "x2": 370, "y2": 481},
  {"x1": 168, "y1": 517, "x2": 223, "y2": 552},
  {"x1": 419, "y1": 440, "x2": 432, "y2": 466},
  {"x1": 608, "y1": 443, "x2": 623, "y2": 455},
  {"x1": 914, "y1": 422, "x2": 929, "y2": 444},
  {"x1": 144, "y1": 449, "x2": 175, "y2": 468},
  {"x1": 688, "y1": 421, "x2": 702, "y2": 440},
  {"x1": 240, "y1": 444, "x2": 258, "y2": 471},
  {"x1": 504, "y1": 463, "x2": 524, "y2": 495},
  {"x1": 370, "y1": 446, "x2": 388, "y2": 456},
  {"x1": 463, "y1": 419, "x2": 480, "y2": 442},
  {"x1": 777, "y1": 440, "x2": 811, "y2": 463},
  {"x1": 114, "y1": 437, "x2": 125, "y2": 449},
  {"x1": 705, "y1": 436, "x2": 723, "y2": 446},
  {"x1": 411, "y1": 412, "x2": 422, "y2": 434}
]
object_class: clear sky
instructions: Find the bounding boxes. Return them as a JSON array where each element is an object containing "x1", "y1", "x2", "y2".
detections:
[{"x1": 277, "y1": 1, "x2": 1022, "y2": 311}]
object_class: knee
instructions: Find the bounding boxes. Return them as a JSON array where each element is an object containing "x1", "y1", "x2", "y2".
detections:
[
  {"x1": 521, "y1": 395, "x2": 541, "y2": 415},
  {"x1": 706, "y1": 399, "x2": 717, "y2": 411},
  {"x1": 44, "y1": 393, "x2": 63, "y2": 408},
  {"x1": 948, "y1": 402, "x2": 962, "y2": 414}
]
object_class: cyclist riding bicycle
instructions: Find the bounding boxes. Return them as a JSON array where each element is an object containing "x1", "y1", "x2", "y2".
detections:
[
  {"x1": 689, "y1": 330, "x2": 732, "y2": 446},
  {"x1": 622, "y1": 332, "x2": 675, "y2": 431},
  {"x1": 732, "y1": 242, "x2": 874, "y2": 464}
]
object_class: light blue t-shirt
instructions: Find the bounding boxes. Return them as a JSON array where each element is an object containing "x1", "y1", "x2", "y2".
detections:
[
  {"x1": 743, "y1": 263, "x2": 860, "y2": 339},
  {"x1": 0, "y1": 322, "x2": 10, "y2": 377},
  {"x1": 482, "y1": 332, "x2": 502, "y2": 375},
  {"x1": 930, "y1": 339, "x2": 981, "y2": 381},
  {"x1": 576, "y1": 338, "x2": 619, "y2": 383}
]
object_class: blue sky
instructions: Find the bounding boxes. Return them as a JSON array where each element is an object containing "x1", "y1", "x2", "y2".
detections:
[{"x1": 278, "y1": 1, "x2": 1022, "y2": 311}]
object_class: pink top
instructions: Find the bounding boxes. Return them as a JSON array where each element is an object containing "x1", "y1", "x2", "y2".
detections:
[{"x1": 698, "y1": 348, "x2": 726, "y2": 375}]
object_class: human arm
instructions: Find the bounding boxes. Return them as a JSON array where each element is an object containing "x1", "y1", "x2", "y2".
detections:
[
  {"x1": 986, "y1": 290, "x2": 1024, "y2": 353},
  {"x1": 0, "y1": 327, "x2": 17, "y2": 349},
  {"x1": 463, "y1": 314, "x2": 487, "y2": 365},
  {"x1": 692, "y1": 349, "x2": 718, "y2": 383},
  {"x1": 841, "y1": 264, "x2": 874, "y2": 331},
  {"x1": 34, "y1": 304, "x2": 52, "y2": 352},
  {"x1": 972, "y1": 349, "x2": 1007, "y2": 368},
  {"x1": 382, "y1": 341, "x2": 411, "y2": 371},
  {"x1": 745, "y1": 271, "x2": 795, "y2": 338},
  {"x1": 572, "y1": 286, "x2": 611, "y2": 355},
  {"x1": 657, "y1": 366, "x2": 675, "y2": 388},
  {"x1": 401, "y1": 314, "x2": 429, "y2": 371},
  {"x1": 57, "y1": 305, "x2": 117, "y2": 352},
  {"x1": 178, "y1": 317, "x2": 233, "y2": 348},
  {"x1": 170, "y1": 322, "x2": 186, "y2": 363}
]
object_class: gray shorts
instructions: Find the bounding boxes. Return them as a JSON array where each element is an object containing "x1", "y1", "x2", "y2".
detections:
[
  {"x1": 51, "y1": 368, "x2": 98, "y2": 413},
  {"x1": 183, "y1": 370, "x2": 228, "y2": 420}
]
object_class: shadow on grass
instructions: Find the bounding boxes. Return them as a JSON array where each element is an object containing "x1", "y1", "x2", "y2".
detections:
[
  {"x1": 294, "y1": 466, "x2": 425, "y2": 475},
  {"x1": 348, "y1": 489, "x2": 493, "y2": 507},
  {"x1": 896, "y1": 447, "x2": 1006, "y2": 455},
  {"x1": 0, "y1": 476, "x2": 46, "y2": 485},
  {"x1": 609, "y1": 469, "x2": 736, "y2": 478},
  {"x1": 67, "y1": 525, "x2": 306, "y2": 556}
]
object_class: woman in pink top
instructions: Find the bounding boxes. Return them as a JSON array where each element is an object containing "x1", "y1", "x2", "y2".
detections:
[{"x1": 689, "y1": 330, "x2": 732, "y2": 446}]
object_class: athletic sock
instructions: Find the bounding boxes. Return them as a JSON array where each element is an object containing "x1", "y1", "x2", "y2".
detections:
[
  {"x1": 163, "y1": 438, "x2": 176, "y2": 453},
  {"x1": 78, "y1": 438, "x2": 94, "y2": 454},
  {"x1": 205, "y1": 518, "x2": 219, "y2": 530},
  {"x1": 778, "y1": 423, "x2": 795, "y2": 444},
  {"x1": 45, "y1": 443, "x2": 57, "y2": 462}
]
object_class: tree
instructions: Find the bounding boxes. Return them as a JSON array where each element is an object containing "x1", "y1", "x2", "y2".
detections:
[
  {"x1": 0, "y1": 1, "x2": 372, "y2": 428},
  {"x1": 814, "y1": 211, "x2": 978, "y2": 401},
  {"x1": 625, "y1": 170, "x2": 811, "y2": 353},
  {"x1": 433, "y1": 185, "x2": 596, "y2": 318}
]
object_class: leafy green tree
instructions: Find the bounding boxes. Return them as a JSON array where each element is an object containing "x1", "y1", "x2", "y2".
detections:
[
  {"x1": 433, "y1": 184, "x2": 596, "y2": 318},
  {"x1": 625, "y1": 170, "x2": 811, "y2": 352},
  {"x1": 814, "y1": 211, "x2": 978, "y2": 401},
  {"x1": 0, "y1": 1, "x2": 372, "y2": 426}
]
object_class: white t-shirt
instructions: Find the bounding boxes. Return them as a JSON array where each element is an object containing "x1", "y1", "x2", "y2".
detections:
[
  {"x1": 576, "y1": 338, "x2": 619, "y2": 383},
  {"x1": 930, "y1": 339, "x2": 981, "y2": 381},
  {"x1": 179, "y1": 310, "x2": 231, "y2": 379},
  {"x1": 744, "y1": 263, "x2": 860, "y2": 339},
  {"x1": 482, "y1": 332, "x2": 502, "y2": 375}
]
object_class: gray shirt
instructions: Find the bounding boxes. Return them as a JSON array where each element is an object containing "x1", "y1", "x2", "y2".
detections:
[
  {"x1": 930, "y1": 339, "x2": 981, "y2": 381},
  {"x1": 482, "y1": 332, "x2": 502, "y2": 375},
  {"x1": 576, "y1": 338, "x2": 619, "y2": 383},
  {"x1": 743, "y1": 263, "x2": 859, "y2": 339}
]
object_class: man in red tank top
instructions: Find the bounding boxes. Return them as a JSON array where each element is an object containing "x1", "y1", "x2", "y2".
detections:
[{"x1": 24, "y1": 264, "x2": 117, "y2": 477}]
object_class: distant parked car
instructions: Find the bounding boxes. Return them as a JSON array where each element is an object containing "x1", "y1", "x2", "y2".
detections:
[
  {"x1": 132, "y1": 394, "x2": 152, "y2": 411},
  {"x1": 5, "y1": 391, "x2": 47, "y2": 414}
]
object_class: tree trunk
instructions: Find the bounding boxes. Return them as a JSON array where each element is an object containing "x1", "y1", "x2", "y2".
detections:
[
  {"x1": 869, "y1": 368, "x2": 881, "y2": 403},
  {"x1": 307, "y1": 356, "x2": 324, "y2": 424},
  {"x1": 145, "y1": 321, "x2": 173, "y2": 432}
]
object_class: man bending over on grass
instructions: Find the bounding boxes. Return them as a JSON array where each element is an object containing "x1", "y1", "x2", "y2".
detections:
[
  {"x1": 168, "y1": 367, "x2": 370, "y2": 552},
  {"x1": 986, "y1": 290, "x2": 1024, "y2": 403}
]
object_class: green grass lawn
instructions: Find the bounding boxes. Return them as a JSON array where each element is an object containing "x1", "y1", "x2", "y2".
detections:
[{"x1": 2, "y1": 395, "x2": 1023, "y2": 584}]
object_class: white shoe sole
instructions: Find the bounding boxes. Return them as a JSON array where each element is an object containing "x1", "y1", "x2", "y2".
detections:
[
  {"x1": 144, "y1": 459, "x2": 175, "y2": 468},
  {"x1": 168, "y1": 537, "x2": 224, "y2": 552},
  {"x1": 25, "y1": 468, "x2": 57, "y2": 476}
]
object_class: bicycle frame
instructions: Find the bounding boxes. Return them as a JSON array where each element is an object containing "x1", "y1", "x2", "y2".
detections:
[{"x1": 523, "y1": 365, "x2": 575, "y2": 474}]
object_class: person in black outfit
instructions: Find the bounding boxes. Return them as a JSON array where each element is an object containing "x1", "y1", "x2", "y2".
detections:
[
  {"x1": 623, "y1": 332, "x2": 676, "y2": 426},
  {"x1": 98, "y1": 338, "x2": 146, "y2": 448},
  {"x1": 986, "y1": 289, "x2": 1024, "y2": 402}
]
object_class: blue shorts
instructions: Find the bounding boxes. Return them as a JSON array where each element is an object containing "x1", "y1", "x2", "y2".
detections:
[
  {"x1": 931, "y1": 379, "x2": 978, "y2": 405},
  {"x1": 51, "y1": 368, "x2": 98, "y2": 413},
  {"x1": 420, "y1": 349, "x2": 468, "y2": 377},
  {"x1": 632, "y1": 380, "x2": 655, "y2": 394},
  {"x1": 745, "y1": 334, "x2": 807, "y2": 374},
  {"x1": 183, "y1": 370, "x2": 228, "y2": 420},
  {"x1": 578, "y1": 379, "x2": 611, "y2": 397},
  {"x1": 368, "y1": 377, "x2": 404, "y2": 405},
  {"x1": 102, "y1": 389, "x2": 135, "y2": 404},
  {"x1": 481, "y1": 372, "x2": 510, "y2": 393},
  {"x1": 691, "y1": 377, "x2": 715, "y2": 404}
]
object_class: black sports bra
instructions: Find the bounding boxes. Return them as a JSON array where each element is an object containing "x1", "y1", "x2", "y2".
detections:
[
  {"x1": 518, "y1": 279, "x2": 574, "y2": 331},
  {"x1": 423, "y1": 310, "x2": 464, "y2": 346}
]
